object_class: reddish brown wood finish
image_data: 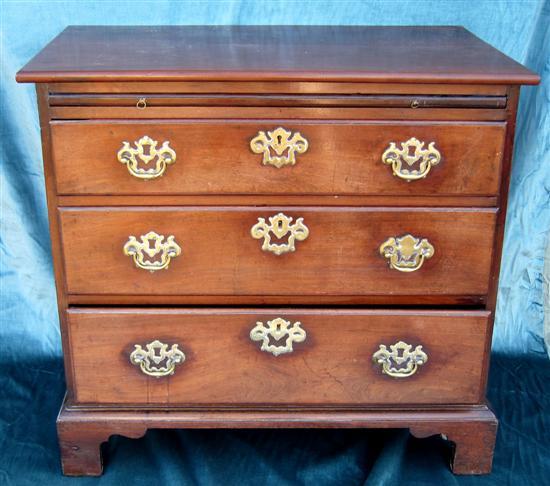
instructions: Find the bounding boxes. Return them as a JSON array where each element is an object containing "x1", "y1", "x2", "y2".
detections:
[
  {"x1": 66, "y1": 294, "x2": 487, "y2": 306},
  {"x1": 35, "y1": 85, "x2": 78, "y2": 401},
  {"x1": 58, "y1": 207, "x2": 496, "y2": 298},
  {"x1": 50, "y1": 121, "x2": 505, "y2": 196},
  {"x1": 49, "y1": 106, "x2": 509, "y2": 121},
  {"x1": 18, "y1": 25, "x2": 539, "y2": 477},
  {"x1": 478, "y1": 86, "x2": 521, "y2": 395},
  {"x1": 49, "y1": 93, "x2": 507, "y2": 108},
  {"x1": 16, "y1": 26, "x2": 538, "y2": 84},
  {"x1": 56, "y1": 194, "x2": 499, "y2": 208},
  {"x1": 47, "y1": 81, "x2": 510, "y2": 95},
  {"x1": 57, "y1": 399, "x2": 497, "y2": 476},
  {"x1": 66, "y1": 308, "x2": 490, "y2": 407},
  {"x1": 409, "y1": 415, "x2": 497, "y2": 474}
]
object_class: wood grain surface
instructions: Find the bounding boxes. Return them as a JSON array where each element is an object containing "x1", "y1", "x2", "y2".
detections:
[
  {"x1": 47, "y1": 81, "x2": 510, "y2": 95},
  {"x1": 66, "y1": 308, "x2": 491, "y2": 407},
  {"x1": 17, "y1": 23, "x2": 539, "y2": 476},
  {"x1": 16, "y1": 26, "x2": 539, "y2": 84},
  {"x1": 58, "y1": 207, "x2": 497, "y2": 298},
  {"x1": 57, "y1": 401, "x2": 497, "y2": 475},
  {"x1": 51, "y1": 120, "x2": 506, "y2": 196}
]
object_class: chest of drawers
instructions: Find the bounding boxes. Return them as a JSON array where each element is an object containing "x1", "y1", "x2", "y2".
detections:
[{"x1": 17, "y1": 25, "x2": 538, "y2": 476}]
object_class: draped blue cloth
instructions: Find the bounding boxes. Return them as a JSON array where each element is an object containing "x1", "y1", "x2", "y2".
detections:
[{"x1": 1, "y1": 1, "x2": 548, "y2": 484}]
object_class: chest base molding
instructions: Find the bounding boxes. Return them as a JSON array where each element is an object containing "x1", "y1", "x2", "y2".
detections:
[{"x1": 57, "y1": 399, "x2": 497, "y2": 476}]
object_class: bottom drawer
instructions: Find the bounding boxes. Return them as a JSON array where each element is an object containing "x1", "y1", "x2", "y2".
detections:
[{"x1": 66, "y1": 308, "x2": 490, "y2": 407}]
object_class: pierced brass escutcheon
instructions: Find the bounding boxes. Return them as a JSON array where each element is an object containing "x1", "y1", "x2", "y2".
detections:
[
  {"x1": 250, "y1": 318, "x2": 306, "y2": 356},
  {"x1": 123, "y1": 231, "x2": 181, "y2": 272},
  {"x1": 250, "y1": 127, "x2": 309, "y2": 168},
  {"x1": 381, "y1": 137, "x2": 441, "y2": 181},
  {"x1": 117, "y1": 135, "x2": 176, "y2": 179},
  {"x1": 129, "y1": 340, "x2": 186, "y2": 378},
  {"x1": 379, "y1": 234, "x2": 434, "y2": 272},
  {"x1": 373, "y1": 341, "x2": 428, "y2": 378},
  {"x1": 250, "y1": 212, "x2": 309, "y2": 255}
]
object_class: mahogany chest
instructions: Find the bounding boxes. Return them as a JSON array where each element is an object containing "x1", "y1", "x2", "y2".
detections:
[{"x1": 17, "y1": 26, "x2": 539, "y2": 476}]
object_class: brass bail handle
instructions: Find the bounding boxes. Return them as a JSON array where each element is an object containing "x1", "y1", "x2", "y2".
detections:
[
  {"x1": 117, "y1": 135, "x2": 176, "y2": 180},
  {"x1": 381, "y1": 137, "x2": 441, "y2": 181},
  {"x1": 250, "y1": 318, "x2": 307, "y2": 356},
  {"x1": 130, "y1": 340, "x2": 186, "y2": 378},
  {"x1": 373, "y1": 341, "x2": 428, "y2": 378},
  {"x1": 123, "y1": 231, "x2": 182, "y2": 272},
  {"x1": 379, "y1": 234, "x2": 434, "y2": 272}
]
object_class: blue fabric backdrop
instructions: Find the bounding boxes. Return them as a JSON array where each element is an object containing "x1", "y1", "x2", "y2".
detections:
[{"x1": 1, "y1": 1, "x2": 549, "y2": 484}]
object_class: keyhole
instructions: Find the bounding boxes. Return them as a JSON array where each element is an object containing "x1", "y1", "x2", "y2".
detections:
[{"x1": 277, "y1": 135, "x2": 282, "y2": 144}]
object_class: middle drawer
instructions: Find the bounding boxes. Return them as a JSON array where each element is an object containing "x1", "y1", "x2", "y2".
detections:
[{"x1": 59, "y1": 207, "x2": 496, "y2": 298}]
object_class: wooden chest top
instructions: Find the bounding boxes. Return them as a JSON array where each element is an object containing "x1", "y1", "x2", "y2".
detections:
[{"x1": 16, "y1": 25, "x2": 538, "y2": 84}]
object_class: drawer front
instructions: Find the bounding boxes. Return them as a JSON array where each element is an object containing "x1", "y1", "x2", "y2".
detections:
[
  {"x1": 59, "y1": 207, "x2": 496, "y2": 298},
  {"x1": 67, "y1": 308, "x2": 490, "y2": 406},
  {"x1": 51, "y1": 121, "x2": 505, "y2": 196}
]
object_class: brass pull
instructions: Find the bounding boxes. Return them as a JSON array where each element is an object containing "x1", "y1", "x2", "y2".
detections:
[
  {"x1": 250, "y1": 318, "x2": 306, "y2": 356},
  {"x1": 117, "y1": 135, "x2": 176, "y2": 180},
  {"x1": 250, "y1": 127, "x2": 308, "y2": 168},
  {"x1": 136, "y1": 97, "x2": 147, "y2": 109},
  {"x1": 130, "y1": 340, "x2": 186, "y2": 378},
  {"x1": 373, "y1": 341, "x2": 428, "y2": 378},
  {"x1": 382, "y1": 137, "x2": 441, "y2": 181},
  {"x1": 123, "y1": 231, "x2": 181, "y2": 272},
  {"x1": 251, "y1": 212, "x2": 309, "y2": 255},
  {"x1": 379, "y1": 234, "x2": 434, "y2": 272}
]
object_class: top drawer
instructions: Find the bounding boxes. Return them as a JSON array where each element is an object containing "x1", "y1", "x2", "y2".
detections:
[{"x1": 50, "y1": 121, "x2": 505, "y2": 196}]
